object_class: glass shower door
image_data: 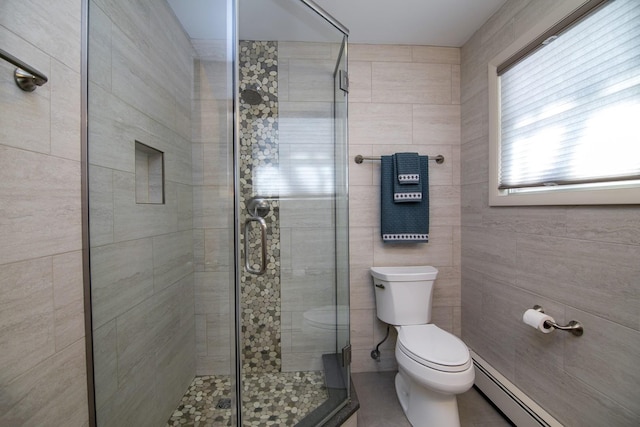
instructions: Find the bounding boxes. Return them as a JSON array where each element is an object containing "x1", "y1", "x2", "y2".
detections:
[{"x1": 236, "y1": 0, "x2": 350, "y2": 424}]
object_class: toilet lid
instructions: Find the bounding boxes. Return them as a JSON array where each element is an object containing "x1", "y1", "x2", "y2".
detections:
[{"x1": 397, "y1": 324, "x2": 471, "y2": 372}]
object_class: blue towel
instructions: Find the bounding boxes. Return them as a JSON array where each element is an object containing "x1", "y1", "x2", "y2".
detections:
[
  {"x1": 393, "y1": 153, "x2": 422, "y2": 202},
  {"x1": 381, "y1": 155, "x2": 429, "y2": 243},
  {"x1": 395, "y1": 152, "x2": 420, "y2": 184}
]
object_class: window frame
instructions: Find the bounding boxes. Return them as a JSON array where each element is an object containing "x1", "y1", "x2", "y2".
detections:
[{"x1": 488, "y1": 0, "x2": 640, "y2": 206}]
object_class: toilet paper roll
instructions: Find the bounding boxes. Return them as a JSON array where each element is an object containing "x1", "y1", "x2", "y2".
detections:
[{"x1": 522, "y1": 309, "x2": 555, "y2": 333}]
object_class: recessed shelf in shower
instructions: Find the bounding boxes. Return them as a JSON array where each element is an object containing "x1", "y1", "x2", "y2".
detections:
[{"x1": 135, "y1": 140, "x2": 165, "y2": 204}]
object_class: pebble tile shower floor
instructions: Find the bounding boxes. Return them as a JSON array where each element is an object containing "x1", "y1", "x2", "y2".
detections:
[{"x1": 167, "y1": 371, "x2": 327, "y2": 426}]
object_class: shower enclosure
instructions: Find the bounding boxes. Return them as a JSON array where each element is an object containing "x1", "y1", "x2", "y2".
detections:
[{"x1": 84, "y1": 0, "x2": 349, "y2": 425}]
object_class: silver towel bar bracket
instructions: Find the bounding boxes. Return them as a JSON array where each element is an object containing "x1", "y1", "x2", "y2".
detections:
[
  {"x1": 533, "y1": 305, "x2": 584, "y2": 336},
  {"x1": 0, "y1": 48, "x2": 49, "y2": 92},
  {"x1": 355, "y1": 154, "x2": 445, "y2": 165}
]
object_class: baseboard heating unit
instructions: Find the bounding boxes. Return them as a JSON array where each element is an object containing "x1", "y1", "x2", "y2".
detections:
[{"x1": 471, "y1": 350, "x2": 563, "y2": 427}]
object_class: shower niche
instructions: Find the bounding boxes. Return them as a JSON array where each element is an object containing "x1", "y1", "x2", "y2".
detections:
[
  {"x1": 134, "y1": 141, "x2": 165, "y2": 205},
  {"x1": 86, "y1": 0, "x2": 350, "y2": 426}
]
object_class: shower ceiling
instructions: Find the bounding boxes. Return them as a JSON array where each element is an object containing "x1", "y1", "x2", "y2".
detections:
[{"x1": 167, "y1": 0, "x2": 507, "y2": 46}]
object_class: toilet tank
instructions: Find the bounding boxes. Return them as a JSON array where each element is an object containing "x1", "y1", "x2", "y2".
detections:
[{"x1": 371, "y1": 266, "x2": 438, "y2": 325}]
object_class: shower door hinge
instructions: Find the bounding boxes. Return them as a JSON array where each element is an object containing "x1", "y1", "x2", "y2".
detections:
[
  {"x1": 341, "y1": 344, "x2": 352, "y2": 367},
  {"x1": 339, "y1": 70, "x2": 349, "y2": 93}
]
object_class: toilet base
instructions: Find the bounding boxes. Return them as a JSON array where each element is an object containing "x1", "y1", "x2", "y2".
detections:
[{"x1": 395, "y1": 370, "x2": 461, "y2": 427}]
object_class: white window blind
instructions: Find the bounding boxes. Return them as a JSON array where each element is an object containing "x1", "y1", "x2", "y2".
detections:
[{"x1": 498, "y1": 0, "x2": 640, "y2": 190}]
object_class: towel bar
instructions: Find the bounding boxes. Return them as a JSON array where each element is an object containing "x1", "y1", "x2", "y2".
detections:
[
  {"x1": 355, "y1": 154, "x2": 444, "y2": 164},
  {"x1": 0, "y1": 48, "x2": 48, "y2": 91}
]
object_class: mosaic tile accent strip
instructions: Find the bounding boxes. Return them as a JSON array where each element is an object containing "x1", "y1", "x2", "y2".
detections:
[
  {"x1": 238, "y1": 40, "x2": 281, "y2": 374},
  {"x1": 166, "y1": 372, "x2": 328, "y2": 426}
]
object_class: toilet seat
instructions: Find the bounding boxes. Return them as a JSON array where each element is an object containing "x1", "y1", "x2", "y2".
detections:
[{"x1": 397, "y1": 324, "x2": 471, "y2": 373}]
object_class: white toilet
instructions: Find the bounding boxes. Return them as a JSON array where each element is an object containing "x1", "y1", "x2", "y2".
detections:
[{"x1": 371, "y1": 266, "x2": 474, "y2": 427}]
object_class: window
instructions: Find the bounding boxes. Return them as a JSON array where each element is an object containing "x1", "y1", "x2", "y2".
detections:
[{"x1": 488, "y1": 0, "x2": 640, "y2": 205}]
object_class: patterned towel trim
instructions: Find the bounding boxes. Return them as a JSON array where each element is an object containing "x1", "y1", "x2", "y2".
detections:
[
  {"x1": 398, "y1": 174, "x2": 420, "y2": 184},
  {"x1": 382, "y1": 233, "x2": 429, "y2": 242},
  {"x1": 394, "y1": 192, "x2": 422, "y2": 201}
]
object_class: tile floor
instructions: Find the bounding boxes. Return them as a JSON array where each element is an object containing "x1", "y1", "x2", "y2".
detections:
[
  {"x1": 166, "y1": 371, "x2": 327, "y2": 426},
  {"x1": 352, "y1": 371, "x2": 513, "y2": 427}
]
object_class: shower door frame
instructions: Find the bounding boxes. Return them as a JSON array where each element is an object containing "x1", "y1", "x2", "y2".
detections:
[
  {"x1": 232, "y1": 1, "x2": 350, "y2": 425},
  {"x1": 81, "y1": 0, "x2": 349, "y2": 424}
]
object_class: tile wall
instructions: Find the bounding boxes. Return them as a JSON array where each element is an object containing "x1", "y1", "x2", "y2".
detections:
[
  {"x1": 191, "y1": 39, "x2": 235, "y2": 377},
  {"x1": 88, "y1": 1, "x2": 197, "y2": 425},
  {"x1": 461, "y1": 1, "x2": 640, "y2": 425},
  {"x1": 347, "y1": 43, "x2": 462, "y2": 372},
  {"x1": 0, "y1": 0, "x2": 88, "y2": 425}
]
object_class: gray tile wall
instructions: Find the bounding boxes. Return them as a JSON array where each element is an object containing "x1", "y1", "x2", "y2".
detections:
[
  {"x1": 0, "y1": 0, "x2": 88, "y2": 425},
  {"x1": 348, "y1": 43, "x2": 462, "y2": 373},
  {"x1": 191, "y1": 40, "x2": 235, "y2": 377},
  {"x1": 460, "y1": 1, "x2": 640, "y2": 425},
  {"x1": 88, "y1": 0, "x2": 197, "y2": 425}
]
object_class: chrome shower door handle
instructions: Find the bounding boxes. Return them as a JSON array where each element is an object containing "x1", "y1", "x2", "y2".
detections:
[{"x1": 243, "y1": 216, "x2": 267, "y2": 275}]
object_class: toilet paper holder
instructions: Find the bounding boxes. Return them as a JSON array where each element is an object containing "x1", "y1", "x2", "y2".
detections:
[{"x1": 533, "y1": 305, "x2": 583, "y2": 336}]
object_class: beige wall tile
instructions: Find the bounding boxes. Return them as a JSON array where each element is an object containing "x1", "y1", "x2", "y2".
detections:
[
  {"x1": 92, "y1": 320, "x2": 117, "y2": 409},
  {"x1": 372, "y1": 62, "x2": 452, "y2": 104},
  {"x1": 0, "y1": 257, "x2": 55, "y2": 384},
  {"x1": 451, "y1": 65, "x2": 461, "y2": 105},
  {"x1": 288, "y1": 59, "x2": 335, "y2": 102},
  {"x1": 279, "y1": 41, "x2": 333, "y2": 59},
  {"x1": 0, "y1": 0, "x2": 81, "y2": 70},
  {"x1": 349, "y1": 103, "x2": 412, "y2": 145},
  {"x1": 0, "y1": 340, "x2": 88, "y2": 427},
  {"x1": 205, "y1": 313, "x2": 232, "y2": 358},
  {"x1": 411, "y1": 46, "x2": 460, "y2": 64},
  {"x1": 111, "y1": 26, "x2": 177, "y2": 128},
  {"x1": 112, "y1": 171, "x2": 179, "y2": 241},
  {"x1": 290, "y1": 227, "x2": 336, "y2": 270},
  {"x1": 52, "y1": 251, "x2": 85, "y2": 351},
  {"x1": 0, "y1": 51, "x2": 51, "y2": 154},
  {"x1": 430, "y1": 185, "x2": 461, "y2": 226},
  {"x1": 203, "y1": 228, "x2": 233, "y2": 272},
  {"x1": 281, "y1": 269, "x2": 335, "y2": 311},
  {"x1": 348, "y1": 185, "x2": 379, "y2": 229},
  {"x1": 564, "y1": 307, "x2": 640, "y2": 415},
  {"x1": 350, "y1": 267, "x2": 376, "y2": 311},
  {"x1": 413, "y1": 104, "x2": 461, "y2": 145},
  {"x1": 516, "y1": 234, "x2": 640, "y2": 330},
  {"x1": 0, "y1": 147, "x2": 82, "y2": 264},
  {"x1": 350, "y1": 309, "x2": 374, "y2": 350},
  {"x1": 90, "y1": 238, "x2": 154, "y2": 328},
  {"x1": 153, "y1": 230, "x2": 194, "y2": 291},
  {"x1": 88, "y1": 3, "x2": 112, "y2": 89},
  {"x1": 348, "y1": 61, "x2": 372, "y2": 102},
  {"x1": 278, "y1": 58, "x2": 290, "y2": 101},
  {"x1": 350, "y1": 44, "x2": 412, "y2": 62},
  {"x1": 193, "y1": 185, "x2": 231, "y2": 229},
  {"x1": 51, "y1": 59, "x2": 81, "y2": 161},
  {"x1": 1, "y1": 1, "x2": 86, "y2": 425},
  {"x1": 461, "y1": 1, "x2": 640, "y2": 424},
  {"x1": 194, "y1": 271, "x2": 231, "y2": 316},
  {"x1": 349, "y1": 145, "x2": 374, "y2": 185},
  {"x1": 514, "y1": 341, "x2": 638, "y2": 427},
  {"x1": 88, "y1": 165, "x2": 114, "y2": 249}
]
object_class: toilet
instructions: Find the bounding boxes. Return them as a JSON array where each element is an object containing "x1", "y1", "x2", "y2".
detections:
[{"x1": 371, "y1": 266, "x2": 474, "y2": 427}]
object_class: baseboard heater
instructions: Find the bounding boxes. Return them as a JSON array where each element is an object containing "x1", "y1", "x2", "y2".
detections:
[{"x1": 471, "y1": 350, "x2": 563, "y2": 427}]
